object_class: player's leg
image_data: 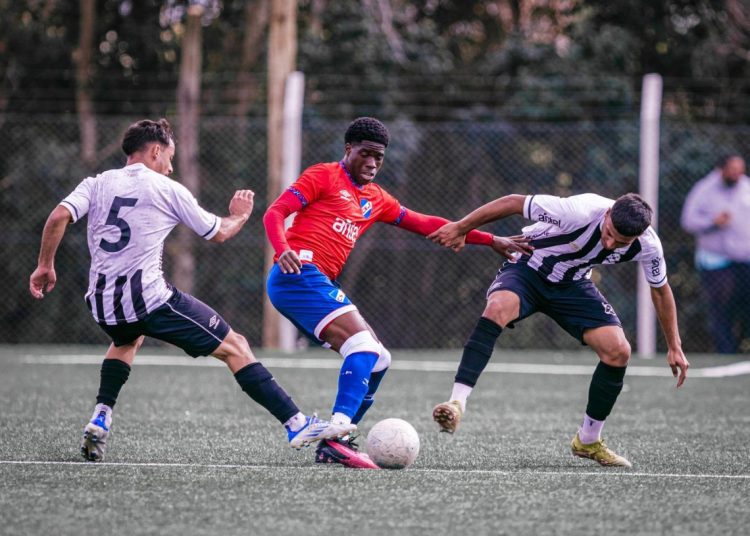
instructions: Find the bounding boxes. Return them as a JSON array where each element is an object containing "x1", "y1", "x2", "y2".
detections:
[
  {"x1": 313, "y1": 311, "x2": 383, "y2": 468},
  {"x1": 148, "y1": 290, "x2": 355, "y2": 449},
  {"x1": 81, "y1": 331, "x2": 144, "y2": 462},
  {"x1": 572, "y1": 325, "x2": 632, "y2": 467},
  {"x1": 433, "y1": 289, "x2": 519, "y2": 434},
  {"x1": 542, "y1": 281, "x2": 632, "y2": 467}
]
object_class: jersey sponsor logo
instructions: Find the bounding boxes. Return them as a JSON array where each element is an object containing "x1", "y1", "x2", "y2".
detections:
[
  {"x1": 538, "y1": 212, "x2": 561, "y2": 226},
  {"x1": 332, "y1": 217, "x2": 360, "y2": 242},
  {"x1": 360, "y1": 199, "x2": 373, "y2": 219},
  {"x1": 209, "y1": 315, "x2": 219, "y2": 329},
  {"x1": 651, "y1": 258, "x2": 661, "y2": 277},
  {"x1": 328, "y1": 289, "x2": 347, "y2": 303},
  {"x1": 339, "y1": 190, "x2": 354, "y2": 201},
  {"x1": 602, "y1": 302, "x2": 616, "y2": 315},
  {"x1": 299, "y1": 249, "x2": 314, "y2": 262}
]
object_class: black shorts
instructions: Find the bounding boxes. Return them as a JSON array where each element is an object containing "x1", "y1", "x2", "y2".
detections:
[
  {"x1": 97, "y1": 290, "x2": 231, "y2": 357},
  {"x1": 487, "y1": 262, "x2": 622, "y2": 344}
]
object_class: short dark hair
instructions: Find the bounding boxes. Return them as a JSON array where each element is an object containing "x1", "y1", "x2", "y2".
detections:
[
  {"x1": 344, "y1": 117, "x2": 389, "y2": 147},
  {"x1": 611, "y1": 193, "x2": 652, "y2": 237},
  {"x1": 122, "y1": 118, "x2": 174, "y2": 156}
]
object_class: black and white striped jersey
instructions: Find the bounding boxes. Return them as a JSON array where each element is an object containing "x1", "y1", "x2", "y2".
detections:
[
  {"x1": 60, "y1": 163, "x2": 221, "y2": 325},
  {"x1": 520, "y1": 194, "x2": 667, "y2": 287}
]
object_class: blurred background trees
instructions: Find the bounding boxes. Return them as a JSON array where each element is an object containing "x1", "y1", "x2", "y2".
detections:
[
  {"x1": 1, "y1": 0, "x2": 749, "y2": 351},
  {"x1": 2, "y1": 0, "x2": 748, "y2": 121}
]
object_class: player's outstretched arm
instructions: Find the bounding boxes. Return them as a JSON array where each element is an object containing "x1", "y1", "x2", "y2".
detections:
[
  {"x1": 210, "y1": 189, "x2": 254, "y2": 243},
  {"x1": 428, "y1": 194, "x2": 526, "y2": 249},
  {"x1": 651, "y1": 283, "x2": 690, "y2": 388},
  {"x1": 30, "y1": 205, "x2": 72, "y2": 299}
]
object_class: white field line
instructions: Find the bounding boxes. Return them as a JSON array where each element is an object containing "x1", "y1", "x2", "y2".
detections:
[
  {"x1": 17, "y1": 354, "x2": 750, "y2": 378},
  {"x1": 0, "y1": 460, "x2": 748, "y2": 480}
]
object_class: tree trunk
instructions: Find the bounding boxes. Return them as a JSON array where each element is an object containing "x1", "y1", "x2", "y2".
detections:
[
  {"x1": 173, "y1": 3, "x2": 204, "y2": 294},
  {"x1": 263, "y1": 0, "x2": 297, "y2": 348},
  {"x1": 233, "y1": 0, "x2": 268, "y2": 118},
  {"x1": 74, "y1": 0, "x2": 96, "y2": 168}
]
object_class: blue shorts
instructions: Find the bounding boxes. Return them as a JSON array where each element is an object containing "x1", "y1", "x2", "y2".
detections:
[
  {"x1": 97, "y1": 289, "x2": 231, "y2": 357},
  {"x1": 487, "y1": 262, "x2": 621, "y2": 344},
  {"x1": 266, "y1": 263, "x2": 357, "y2": 342}
]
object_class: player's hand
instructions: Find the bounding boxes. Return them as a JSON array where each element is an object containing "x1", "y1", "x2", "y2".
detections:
[
  {"x1": 428, "y1": 222, "x2": 467, "y2": 252},
  {"x1": 277, "y1": 249, "x2": 302, "y2": 275},
  {"x1": 229, "y1": 190, "x2": 254, "y2": 220},
  {"x1": 29, "y1": 266, "x2": 56, "y2": 299},
  {"x1": 490, "y1": 235, "x2": 533, "y2": 261},
  {"x1": 666, "y1": 347, "x2": 689, "y2": 388}
]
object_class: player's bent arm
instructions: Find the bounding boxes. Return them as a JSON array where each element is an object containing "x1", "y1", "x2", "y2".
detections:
[
  {"x1": 210, "y1": 189, "x2": 254, "y2": 244},
  {"x1": 650, "y1": 283, "x2": 690, "y2": 387},
  {"x1": 454, "y1": 194, "x2": 527, "y2": 234},
  {"x1": 209, "y1": 214, "x2": 248, "y2": 243},
  {"x1": 30, "y1": 205, "x2": 73, "y2": 298}
]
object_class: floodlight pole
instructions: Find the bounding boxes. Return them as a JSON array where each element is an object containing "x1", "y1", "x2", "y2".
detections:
[{"x1": 637, "y1": 73, "x2": 662, "y2": 358}]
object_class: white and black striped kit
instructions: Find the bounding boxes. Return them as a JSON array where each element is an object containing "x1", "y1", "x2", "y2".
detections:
[
  {"x1": 60, "y1": 163, "x2": 220, "y2": 325},
  {"x1": 520, "y1": 194, "x2": 667, "y2": 287}
]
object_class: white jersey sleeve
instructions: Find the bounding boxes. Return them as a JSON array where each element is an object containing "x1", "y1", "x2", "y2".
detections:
[
  {"x1": 60, "y1": 176, "x2": 97, "y2": 223},
  {"x1": 637, "y1": 227, "x2": 668, "y2": 287},
  {"x1": 166, "y1": 181, "x2": 221, "y2": 240}
]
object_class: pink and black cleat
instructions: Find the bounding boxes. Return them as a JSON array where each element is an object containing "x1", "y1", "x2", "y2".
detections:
[{"x1": 315, "y1": 435, "x2": 380, "y2": 469}]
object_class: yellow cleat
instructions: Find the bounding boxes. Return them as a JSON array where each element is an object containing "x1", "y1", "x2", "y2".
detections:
[
  {"x1": 432, "y1": 400, "x2": 463, "y2": 434},
  {"x1": 571, "y1": 433, "x2": 632, "y2": 468}
]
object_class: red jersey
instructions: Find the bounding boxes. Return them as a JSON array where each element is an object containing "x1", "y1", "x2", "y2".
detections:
[{"x1": 271, "y1": 162, "x2": 403, "y2": 280}]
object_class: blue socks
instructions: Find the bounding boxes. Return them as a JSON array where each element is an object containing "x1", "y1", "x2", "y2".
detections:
[
  {"x1": 351, "y1": 368, "x2": 388, "y2": 425},
  {"x1": 333, "y1": 351, "x2": 379, "y2": 418}
]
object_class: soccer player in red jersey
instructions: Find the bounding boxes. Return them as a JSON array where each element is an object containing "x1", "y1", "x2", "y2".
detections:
[{"x1": 264, "y1": 117, "x2": 531, "y2": 468}]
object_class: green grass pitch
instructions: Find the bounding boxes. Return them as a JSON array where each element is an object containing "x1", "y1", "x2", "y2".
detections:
[{"x1": 1, "y1": 345, "x2": 748, "y2": 535}]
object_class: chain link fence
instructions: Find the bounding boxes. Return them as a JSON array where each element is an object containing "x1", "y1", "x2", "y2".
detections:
[{"x1": 3, "y1": 114, "x2": 749, "y2": 352}]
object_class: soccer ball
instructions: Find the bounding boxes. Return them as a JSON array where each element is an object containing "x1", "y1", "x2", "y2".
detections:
[{"x1": 365, "y1": 418, "x2": 420, "y2": 469}]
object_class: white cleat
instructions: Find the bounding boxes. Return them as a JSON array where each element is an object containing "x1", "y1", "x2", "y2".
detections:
[{"x1": 288, "y1": 415, "x2": 356, "y2": 450}]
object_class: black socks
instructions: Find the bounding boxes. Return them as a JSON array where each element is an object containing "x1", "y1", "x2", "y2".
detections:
[
  {"x1": 234, "y1": 362, "x2": 299, "y2": 424},
  {"x1": 96, "y1": 359, "x2": 131, "y2": 408},
  {"x1": 454, "y1": 317, "x2": 503, "y2": 387},
  {"x1": 586, "y1": 361, "x2": 627, "y2": 421}
]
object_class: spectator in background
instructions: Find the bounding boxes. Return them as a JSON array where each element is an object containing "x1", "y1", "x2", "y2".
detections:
[{"x1": 681, "y1": 154, "x2": 750, "y2": 354}]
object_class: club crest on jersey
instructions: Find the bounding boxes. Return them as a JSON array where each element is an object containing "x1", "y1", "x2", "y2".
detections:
[
  {"x1": 328, "y1": 289, "x2": 347, "y2": 303},
  {"x1": 360, "y1": 199, "x2": 373, "y2": 219},
  {"x1": 605, "y1": 252, "x2": 622, "y2": 263},
  {"x1": 332, "y1": 217, "x2": 360, "y2": 242}
]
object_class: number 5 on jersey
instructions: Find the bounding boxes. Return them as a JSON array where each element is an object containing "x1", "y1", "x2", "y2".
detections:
[{"x1": 100, "y1": 196, "x2": 138, "y2": 252}]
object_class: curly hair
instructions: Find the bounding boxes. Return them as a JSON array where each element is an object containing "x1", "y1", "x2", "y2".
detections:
[
  {"x1": 121, "y1": 118, "x2": 174, "y2": 156},
  {"x1": 611, "y1": 193, "x2": 652, "y2": 237},
  {"x1": 344, "y1": 117, "x2": 389, "y2": 147}
]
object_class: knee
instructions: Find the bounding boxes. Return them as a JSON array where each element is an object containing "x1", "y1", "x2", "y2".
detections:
[
  {"x1": 372, "y1": 344, "x2": 391, "y2": 372},
  {"x1": 214, "y1": 330, "x2": 255, "y2": 363},
  {"x1": 483, "y1": 292, "x2": 519, "y2": 328},
  {"x1": 340, "y1": 331, "x2": 381, "y2": 368},
  {"x1": 599, "y1": 338, "x2": 631, "y2": 367}
]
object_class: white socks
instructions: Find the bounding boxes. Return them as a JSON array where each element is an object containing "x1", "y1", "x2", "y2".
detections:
[
  {"x1": 449, "y1": 383, "x2": 473, "y2": 412},
  {"x1": 283, "y1": 412, "x2": 308, "y2": 432},
  {"x1": 578, "y1": 413, "x2": 605, "y2": 444},
  {"x1": 331, "y1": 412, "x2": 352, "y2": 426},
  {"x1": 91, "y1": 403, "x2": 113, "y2": 429}
]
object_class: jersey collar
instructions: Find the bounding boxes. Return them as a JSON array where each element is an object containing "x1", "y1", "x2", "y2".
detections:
[{"x1": 338, "y1": 160, "x2": 363, "y2": 190}]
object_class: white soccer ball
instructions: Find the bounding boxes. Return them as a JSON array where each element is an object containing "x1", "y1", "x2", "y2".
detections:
[{"x1": 365, "y1": 418, "x2": 420, "y2": 469}]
